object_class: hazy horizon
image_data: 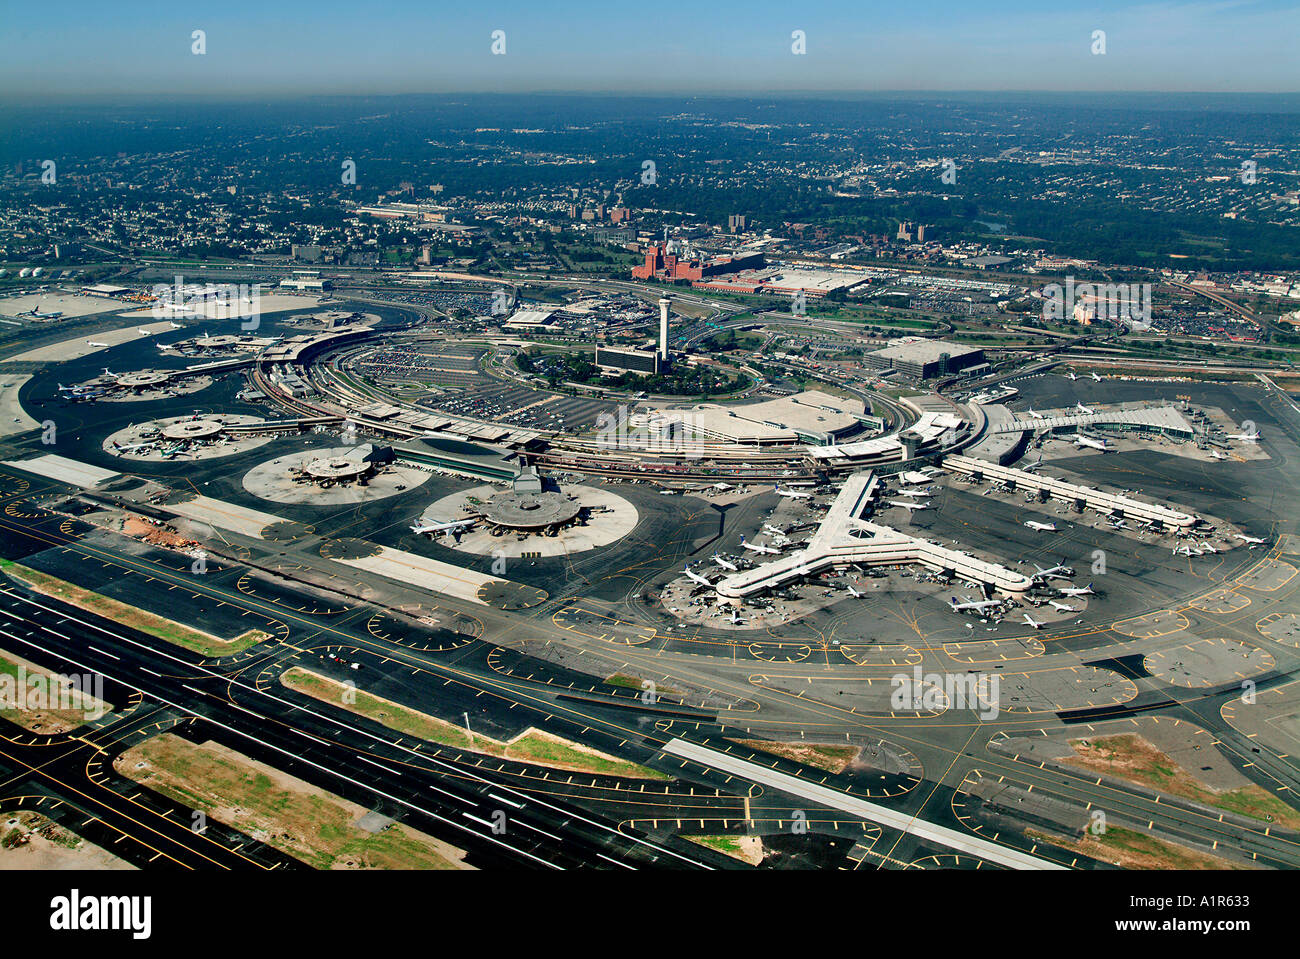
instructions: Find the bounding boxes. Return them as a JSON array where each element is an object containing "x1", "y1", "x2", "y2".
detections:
[{"x1": 3, "y1": 1, "x2": 1298, "y2": 98}]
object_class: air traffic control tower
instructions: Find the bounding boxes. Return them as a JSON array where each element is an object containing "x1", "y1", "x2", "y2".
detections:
[{"x1": 658, "y1": 296, "x2": 672, "y2": 364}]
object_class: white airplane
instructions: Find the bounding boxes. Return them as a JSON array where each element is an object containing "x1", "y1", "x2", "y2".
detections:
[
  {"x1": 1075, "y1": 434, "x2": 1111, "y2": 452},
  {"x1": 86, "y1": 340, "x2": 108, "y2": 347},
  {"x1": 897, "y1": 487, "x2": 933, "y2": 497},
  {"x1": 1024, "y1": 520, "x2": 1058, "y2": 532},
  {"x1": 410, "y1": 518, "x2": 477, "y2": 535},
  {"x1": 1227, "y1": 431, "x2": 1261, "y2": 442},
  {"x1": 1234, "y1": 533, "x2": 1267, "y2": 545},
  {"x1": 1075, "y1": 402, "x2": 1095, "y2": 415},
  {"x1": 1026, "y1": 408, "x2": 1044, "y2": 420},
  {"x1": 762, "y1": 524, "x2": 785, "y2": 537},
  {"x1": 138, "y1": 328, "x2": 153, "y2": 336},
  {"x1": 741, "y1": 536, "x2": 781, "y2": 555},
  {"x1": 844, "y1": 583, "x2": 865, "y2": 598},
  {"x1": 1033, "y1": 564, "x2": 1073, "y2": 581},
  {"x1": 1023, "y1": 613, "x2": 1044, "y2": 630},
  {"x1": 111, "y1": 440, "x2": 153, "y2": 453},
  {"x1": 683, "y1": 566, "x2": 713, "y2": 587},
  {"x1": 712, "y1": 554, "x2": 738, "y2": 572},
  {"x1": 1108, "y1": 518, "x2": 1130, "y2": 530},
  {"x1": 1066, "y1": 371, "x2": 1078, "y2": 380},
  {"x1": 1048, "y1": 600, "x2": 1078, "y2": 613},
  {"x1": 168, "y1": 321, "x2": 183, "y2": 329},
  {"x1": 1208, "y1": 450, "x2": 1227, "y2": 460},
  {"x1": 949, "y1": 596, "x2": 1002, "y2": 613},
  {"x1": 775, "y1": 486, "x2": 812, "y2": 499},
  {"x1": 1199, "y1": 542, "x2": 1219, "y2": 553},
  {"x1": 729, "y1": 608, "x2": 743, "y2": 625},
  {"x1": 888, "y1": 500, "x2": 929, "y2": 511},
  {"x1": 1090, "y1": 371, "x2": 1102, "y2": 382},
  {"x1": 1172, "y1": 544, "x2": 1202, "y2": 557},
  {"x1": 1058, "y1": 583, "x2": 1095, "y2": 597}
]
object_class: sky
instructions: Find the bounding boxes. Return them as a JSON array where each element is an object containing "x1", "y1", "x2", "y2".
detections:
[{"x1": 1, "y1": 0, "x2": 1298, "y2": 98}]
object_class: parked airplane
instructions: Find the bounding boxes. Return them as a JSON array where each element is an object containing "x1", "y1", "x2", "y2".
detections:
[
  {"x1": 683, "y1": 566, "x2": 713, "y2": 587},
  {"x1": 1066, "y1": 371, "x2": 1078, "y2": 380},
  {"x1": 1075, "y1": 402, "x2": 1095, "y2": 415},
  {"x1": 887, "y1": 500, "x2": 929, "y2": 511},
  {"x1": 410, "y1": 518, "x2": 477, "y2": 536},
  {"x1": 1057, "y1": 583, "x2": 1095, "y2": 597},
  {"x1": 775, "y1": 486, "x2": 812, "y2": 499},
  {"x1": 1033, "y1": 563, "x2": 1073, "y2": 581},
  {"x1": 1227, "y1": 430, "x2": 1261, "y2": 442},
  {"x1": 740, "y1": 535, "x2": 781, "y2": 555},
  {"x1": 1024, "y1": 520, "x2": 1057, "y2": 532},
  {"x1": 896, "y1": 487, "x2": 933, "y2": 497},
  {"x1": 1198, "y1": 542, "x2": 1219, "y2": 553},
  {"x1": 168, "y1": 321, "x2": 183, "y2": 329},
  {"x1": 111, "y1": 440, "x2": 153, "y2": 453},
  {"x1": 138, "y1": 328, "x2": 153, "y2": 336},
  {"x1": 1048, "y1": 600, "x2": 1078, "y2": 613},
  {"x1": 1090, "y1": 371, "x2": 1102, "y2": 382},
  {"x1": 1208, "y1": 449, "x2": 1227, "y2": 460},
  {"x1": 844, "y1": 583, "x2": 865, "y2": 598},
  {"x1": 762, "y1": 524, "x2": 785, "y2": 537},
  {"x1": 1234, "y1": 533, "x2": 1267, "y2": 544},
  {"x1": 1026, "y1": 408, "x2": 1044, "y2": 420},
  {"x1": 1022, "y1": 613, "x2": 1044, "y2": 630},
  {"x1": 1108, "y1": 518, "x2": 1130, "y2": 530},
  {"x1": 729, "y1": 608, "x2": 742, "y2": 626},
  {"x1": 949, "y1": 596, "x2": 1002, "y2": 613},
  {"x1": 86, "y1": 340, "x2": 109, "y2": 347},
  {"x1": 1172, "y1": 544, "x2": 1202, "y2": 557},
  {"x1": 1074, "y1": 434, "x2": 1111, "y2": 451},
  {"x1": 712, "y1": 554, "x2": 738, "y2": 572}
]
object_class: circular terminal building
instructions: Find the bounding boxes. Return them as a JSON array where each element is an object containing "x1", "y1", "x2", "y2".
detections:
[
  {"x1": 295, "y1": 444, "x2": 395, "y2": 487},
  {"x1": 481, "y1": 467, "x2": 581, "y2": 533},
  {"x1": 160, "y1": 418, "x2": 225, "y2": 442},
  {"x1": 191, "y1": 334, "x2": 243, "y2": 350},
  {"x1": 305, "y1": 455, "x2": 372, "y2": 483},
  {"x1": 115, "y1": 370, "x2": 172, "y2": 390}
]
